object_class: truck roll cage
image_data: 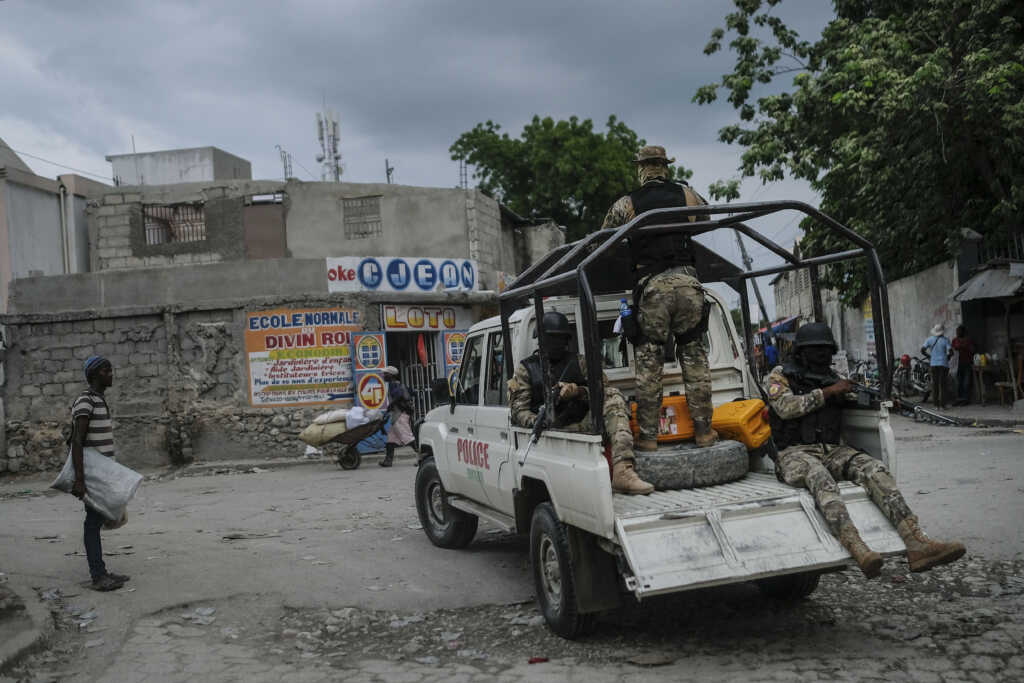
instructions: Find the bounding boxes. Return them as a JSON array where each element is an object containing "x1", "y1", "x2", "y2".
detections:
[{"x1": 498, "y1": 200, "x2": 895, "y2": 438}]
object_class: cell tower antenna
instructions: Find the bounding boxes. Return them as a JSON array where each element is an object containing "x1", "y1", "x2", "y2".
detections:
[
  {"x1": 385, "y1": 158, "x2": 395, "y2": 184},
  {"x1": 275, "y1": 144, "x2": 293, "y2": 180},
  {"x1": 458, "y1": 158, "x2": 468, "y2": 189},
  {"x1": 315, "y1": 107, "x2": 342, "y2": 182}
]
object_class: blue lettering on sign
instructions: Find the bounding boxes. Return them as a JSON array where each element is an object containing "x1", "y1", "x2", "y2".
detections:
[
  {"x1": 414, "y1": 259, "x2": 437, "y2": 290},
  {"x1": 460, "y1": 261, "x2": 475, "y2": 289},
  {"x1": 439, "y1": 260, "x2": 459, "y2": 289},
  {"x1": 386, "y1": 259, "x2": 410, "y2": 289},
  {"x1": 358, "y1": 258, "x2": 382, "y2": 289}
]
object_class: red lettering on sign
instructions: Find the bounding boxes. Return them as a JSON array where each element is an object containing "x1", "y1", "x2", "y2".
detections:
[{"x1": 327, "y1": 265, "x2": 356, "y2": 282}]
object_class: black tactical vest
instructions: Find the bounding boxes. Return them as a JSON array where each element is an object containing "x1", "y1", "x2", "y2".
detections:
[
  {"x1": 770, "y1": 361, "x2": 844, "y2": 449},
  {"x1": 628, "y1": 180, "x2": 696, "y2": 267},
  {"x1": 521, "y1": 352, "x2": 588, "y2": 425}
]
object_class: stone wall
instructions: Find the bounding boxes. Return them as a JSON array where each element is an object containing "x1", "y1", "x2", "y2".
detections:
[{"x1": 1, "y1": 297, "x2": 370, "y2": 473}]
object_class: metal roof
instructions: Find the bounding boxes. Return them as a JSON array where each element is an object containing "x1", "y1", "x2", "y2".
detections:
[{"x1": 951, "y1": 266, "x2": 1024, "y2": 302}]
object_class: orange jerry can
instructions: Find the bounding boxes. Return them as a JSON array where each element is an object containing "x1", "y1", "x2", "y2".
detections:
[
  {"x1": 711, "y1": 398, "x2": 771, "y2": 450},
  {"x1": 630, "y1": 396, "x2": 770, "y2": 450},
  {"x1": 629, "y1": 394, "x2": 694, "y2": 443}
]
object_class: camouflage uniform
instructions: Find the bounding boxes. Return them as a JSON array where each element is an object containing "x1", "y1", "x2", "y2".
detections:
[
  {"x1": 765, "y1": 365, "x2": 914, "y2": 536},
  {"x1": 508, "y1": 354, "x2": 636, "y2": 466},
  {"x1": 631, "y1": 268, "x2": 713, "y2": 440},
  {"x1": 600, "y1": 165, "x2": 709, "y2": 230},
  {"x1": 602, "y1": 162, "x2": 714, "y2": 441}
]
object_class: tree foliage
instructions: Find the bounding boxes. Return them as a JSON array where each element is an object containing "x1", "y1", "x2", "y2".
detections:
[
  {"x1": 450, "y1": 115, "x2": 691, "y2": 241},
  {"x1": 696, "y1": 0, "x2": 1024, "y2": 304}
]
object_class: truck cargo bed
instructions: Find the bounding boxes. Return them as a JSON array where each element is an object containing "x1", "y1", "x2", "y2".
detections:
[{"x1": 611, "y1": 473, "x2": 906, "y2": 598}]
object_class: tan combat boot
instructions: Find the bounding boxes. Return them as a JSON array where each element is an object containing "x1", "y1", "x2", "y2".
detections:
[
  {"x1": 636, "y1": 439, "x2": 659, "y2": 452},
  {"x1": 612, "y1": 461, "x2": 655, "y2": 495},
  {"x1": 838, "y1": 524, "x2": 884, "y2": 578},
  {"x1": 897, "y1": 517, "x2": 965, "y2": 572},
  {"x1": 693, "y1": 418, "x2": 719, "y2": 448}
]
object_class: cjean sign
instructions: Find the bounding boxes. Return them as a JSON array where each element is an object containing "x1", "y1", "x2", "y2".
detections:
[{"x1": 326, "y1": 257, "x2": 478, "y2": 293}]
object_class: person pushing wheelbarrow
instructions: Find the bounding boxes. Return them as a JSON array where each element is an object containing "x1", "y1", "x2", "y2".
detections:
[{"x1": 380, "y1": 366, "x2": 415, "y2": 467}]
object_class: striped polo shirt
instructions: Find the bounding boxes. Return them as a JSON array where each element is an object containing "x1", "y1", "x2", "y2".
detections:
[{"x1": 71, "y1": 390, "x2": 115, "y2": 458}]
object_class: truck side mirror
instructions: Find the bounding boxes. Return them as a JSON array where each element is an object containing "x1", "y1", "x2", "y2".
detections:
[{"x1": 431, "y1": 377, "x2": 452, "y2": 406}]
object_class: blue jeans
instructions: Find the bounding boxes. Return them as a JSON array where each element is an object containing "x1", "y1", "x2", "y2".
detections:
[{"x1": 84, "y1": 504, "x2": 107, "y2": 580}]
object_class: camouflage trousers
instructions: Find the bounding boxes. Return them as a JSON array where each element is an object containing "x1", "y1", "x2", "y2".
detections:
[
  {"x1": 635, "y1": 268, "x2": 713, "y2": 440},
  {"x1": 558, "y1": 387, "x2": 636, "y2": 465},
  {"x1": 776, "y1": 444, "x2": 914, "y2": 537}
]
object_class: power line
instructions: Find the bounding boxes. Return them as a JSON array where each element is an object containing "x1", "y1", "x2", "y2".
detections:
[
  {"x1": 9, "y1": 148, "x2": 111, "y2": 181},
  {"x1": 292, "y1": 158, "x2": 318, "y2": 181}
]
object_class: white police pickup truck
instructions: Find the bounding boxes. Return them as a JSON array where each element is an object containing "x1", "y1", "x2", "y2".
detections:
[{"x1": 415, "y1": 203, "x2": 907, "y2": 638}]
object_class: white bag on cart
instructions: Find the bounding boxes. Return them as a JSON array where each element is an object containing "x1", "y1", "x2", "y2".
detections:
[{"x1": 51, "y1": 447, "x2": 143, "y2": 522}]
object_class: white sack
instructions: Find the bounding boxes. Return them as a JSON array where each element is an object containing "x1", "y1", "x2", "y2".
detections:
[
  {"x1": 313, "y1": 408, "x2": 349, "y2": 425},
  {"x1": 51, "y1": 448, "x2": 143, "y2": 522}
]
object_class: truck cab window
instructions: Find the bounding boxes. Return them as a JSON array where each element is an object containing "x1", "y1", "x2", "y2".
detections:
[
  {"x1": 483, "y1": 331, "x2": 508, "y2": 406},
  {"x1": 455, "y1": 335, "x2": 483, "y2": 405}
]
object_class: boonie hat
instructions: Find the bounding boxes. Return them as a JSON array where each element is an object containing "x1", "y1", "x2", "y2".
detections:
[
  {"x1": 930, "y1": 323, "x2": 945, "y2": 336},
  {"x1": 634, "y1": 145, "x2": 675, "y2": 164}
]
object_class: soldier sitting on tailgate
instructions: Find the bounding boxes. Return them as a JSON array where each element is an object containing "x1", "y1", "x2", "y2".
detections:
[
  {"x1": 764, "y1": 322, "x2": 965, "y2": 578},
  {"x1": 507, "y1": 312, "x2": 654, "y2": 496},
  {"x1": 602, "y1": 145, "x2": 718, "y2": 450}
]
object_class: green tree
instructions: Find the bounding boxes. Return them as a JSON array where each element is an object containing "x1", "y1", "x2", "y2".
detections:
[
  {"x1": 696, "y1": 0, "x2": 1024, "y2": 304},
  {"x1": 450, "y1": 115, "x2": 691, "y2": 240}
]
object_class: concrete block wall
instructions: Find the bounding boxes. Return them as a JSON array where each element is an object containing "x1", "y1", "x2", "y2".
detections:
[{"x1": 90, "y1": 187, "x2": 250, "y2": 272}]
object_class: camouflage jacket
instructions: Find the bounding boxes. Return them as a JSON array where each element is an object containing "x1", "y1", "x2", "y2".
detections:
[
  {"x1": 763, "y1": 365, "x2": 825, "y2": 420},
  {"x1": 600, "y1": 181, "x2": 710, "y2": 230},
  {"x1": 508, "y1": 354, "x2": 606, "y2": 428}
]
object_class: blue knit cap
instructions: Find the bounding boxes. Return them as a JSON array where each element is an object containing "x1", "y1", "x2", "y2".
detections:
[{"x1": 84, "y1": 355, "x2": 110, "y2": 380}]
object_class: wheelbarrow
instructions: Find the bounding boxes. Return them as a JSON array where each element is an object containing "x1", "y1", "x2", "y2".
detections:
[{"x1": 327, "y1": 417, "x2": 387, "y2": 470}]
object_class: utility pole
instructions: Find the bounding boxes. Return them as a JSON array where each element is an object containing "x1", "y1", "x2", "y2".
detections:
[
  {"x1": 734, "y1": 230, "x2": 771, "y2": 329},
  {"x1": 385, "y1": 158, "x2": 394, "y2": 184}
]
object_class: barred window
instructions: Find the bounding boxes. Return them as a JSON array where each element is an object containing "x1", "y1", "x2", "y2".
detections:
[
  {"x1": 144, "y1": 204, "x2": 207, "y2": 245},
  {"x1": 342, "y1": 196, "x2": 382, "y2": 239}
]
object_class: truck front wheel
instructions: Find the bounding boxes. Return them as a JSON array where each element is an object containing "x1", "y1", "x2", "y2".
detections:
[
  {"x1": 415, "y1": 457, "x2": 478, "y2": 549},
  {"x1": 529, "y1": 502, "x2": 597, "y2": 639}
]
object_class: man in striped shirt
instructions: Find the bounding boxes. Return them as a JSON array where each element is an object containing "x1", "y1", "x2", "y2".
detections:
[{"x1": 71, "y1": 356, "x2": 129, "y2": 591}]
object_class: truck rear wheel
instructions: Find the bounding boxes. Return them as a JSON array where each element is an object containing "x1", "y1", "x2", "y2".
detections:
[
  {"x1": 756, "y1": 571, "x2": 821, "y2": 600},
  {"x1": 529, "y1": 502, "x2": 597, "y2": 640},
  {"x1": 633, "y1": 439, "x2": 749, "y2": 490},
  {"x1": 415, "y1": 457, "x2": 478, "y2": 549}
]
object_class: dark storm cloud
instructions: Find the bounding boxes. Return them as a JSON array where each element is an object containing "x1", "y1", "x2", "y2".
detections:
[{"x1": 1, "y1": 0, "x2": 834, "y2": 314}]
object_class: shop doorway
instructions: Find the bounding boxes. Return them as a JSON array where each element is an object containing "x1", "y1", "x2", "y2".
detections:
[{"x1": 385, "y1": 331, "x2": 442, "y2": 419}]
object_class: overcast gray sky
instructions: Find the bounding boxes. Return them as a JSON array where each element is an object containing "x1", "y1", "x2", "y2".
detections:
[{"x1": 1, "y1": 0, "x2": 835, "y2": 319}]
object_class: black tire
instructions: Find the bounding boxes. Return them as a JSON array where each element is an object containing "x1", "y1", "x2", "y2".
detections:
[
  {"x1": 633, "y1": 439, "x2": 749, "y2": 490},
  {"x1": 415, "y1": 457, "x2": 478, "y2": 549},
  {"x1": 756, "y1": 571, "x2": 821, "y2": 600},
  {"x1": 529, "y1": 502, "x2": 597, "y2": 640},
  {"x1": 337, "y1": 446, "x2": 361, "y2": 470}
]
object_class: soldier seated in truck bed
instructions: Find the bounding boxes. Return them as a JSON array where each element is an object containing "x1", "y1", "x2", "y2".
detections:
[{"x1": 507, "y1": 312, "x2": 655, "y2": 495}]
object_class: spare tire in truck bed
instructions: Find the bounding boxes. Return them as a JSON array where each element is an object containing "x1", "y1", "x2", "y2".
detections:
[{"x1": 633, "y1": 439, "x2": 748, "y2": 490}]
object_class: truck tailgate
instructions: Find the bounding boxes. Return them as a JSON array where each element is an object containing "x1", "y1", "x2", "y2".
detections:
[{"x1": 613, "y1": 473, "x2": 906, "y2": 598}]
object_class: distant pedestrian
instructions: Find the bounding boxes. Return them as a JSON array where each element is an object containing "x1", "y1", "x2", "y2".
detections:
[
  {"x1": 921, "y1": 324, "x2": 952, "y2": 410},
  {"x1": 765, "y1": 337, "x2": 779, "y2": 368},
  {"x1": 950, "y1": 325, "x2": 975, "y2": 405},
  {"x1": 71, "y1": 356, "x2": 130, "y2": 591},
  {"x1": 380, "y1": 366, "x2": 414, "y2": 467}
]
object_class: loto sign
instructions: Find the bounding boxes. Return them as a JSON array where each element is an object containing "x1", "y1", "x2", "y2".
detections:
[{"x1": 382, "y1": 305, "x2": 471, "y2": 331}]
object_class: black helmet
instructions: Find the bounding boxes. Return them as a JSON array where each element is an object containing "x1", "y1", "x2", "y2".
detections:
[
  {"x1": 794, "y1": 322, "x2": 837, "y2": 353},
  {"x1": 540, "y1": 311, "x2": 573, "y2": 337}
]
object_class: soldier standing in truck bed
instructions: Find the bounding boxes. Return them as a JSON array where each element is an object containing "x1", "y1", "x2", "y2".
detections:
[{"x1": 602, "y1": 145, "x2": 718, "y2": 450}]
